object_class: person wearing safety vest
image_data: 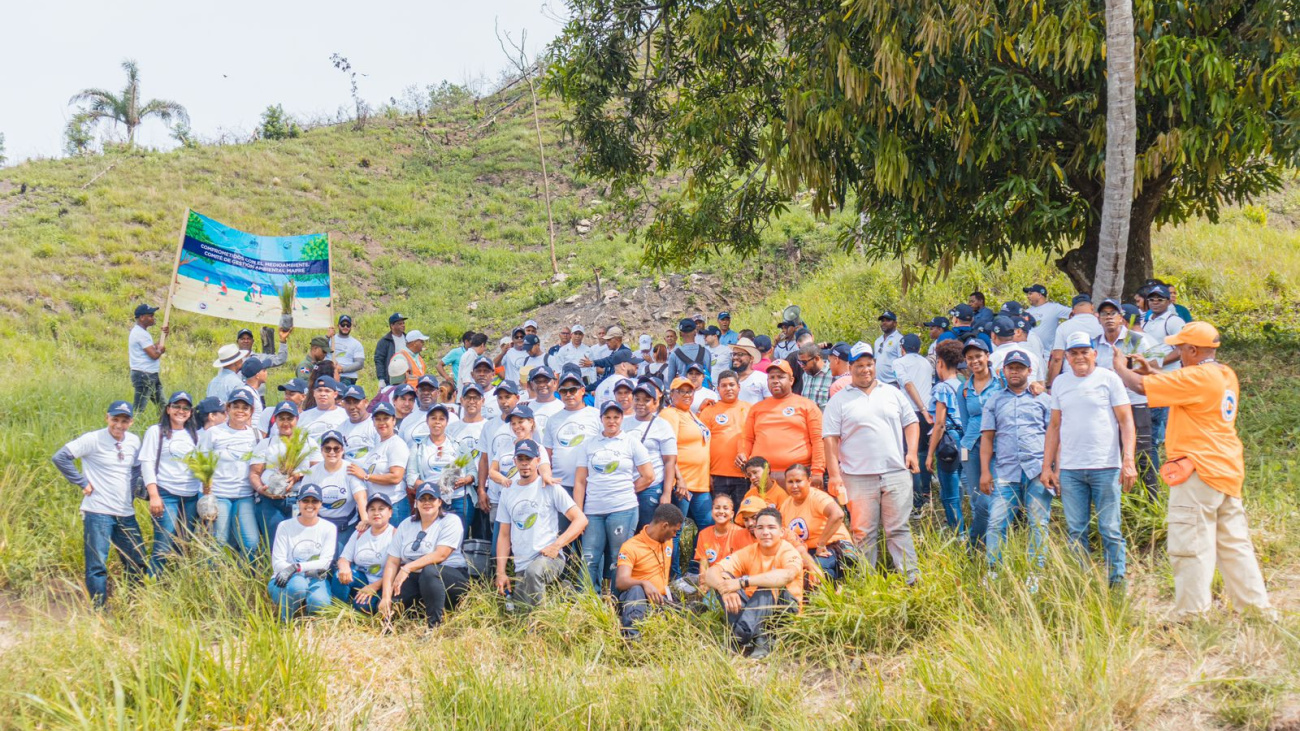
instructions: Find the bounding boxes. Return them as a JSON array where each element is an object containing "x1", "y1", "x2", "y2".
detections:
[{"x1": 390, "y1": 330, "x2": 429, "y2": 388}]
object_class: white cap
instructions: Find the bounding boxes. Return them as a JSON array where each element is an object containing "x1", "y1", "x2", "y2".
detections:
[
  {"x1": 1065, "y1": 331, "x2": 1095, "y2": 350},
  {"x1": 524, "y1": 319, "x2": 538, "y2": 329},
  {"x1": 500, "y1": 336, "x2": 511, "y2": 346},
  {"x1": 639, "y1": 334, "x2": 653, "y2": 350},
  {"x1": 406, "y1": 330, "x2": 429, "y2": 343},
  {"x1": 572, "y1": 324, "x2": 585, "y2": 334},
  {"x1": 849, "y1": 341, "x2": 875, "y2": 362}
]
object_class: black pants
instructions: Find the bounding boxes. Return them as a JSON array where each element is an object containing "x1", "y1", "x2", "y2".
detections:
[
  {"x1": 711, "y1": 476, "x2": 750, "y2": 509},
  {"x1": 1131, "y1": 404, "x2": 1158, "y2": 502},
  {"x1": 131, "y1": 370, "x2": 163, "y2": 416},
  {"x1": 726, "y1": 589, "x2": 797, "y2": 649},
  {"x1": 913, "y1": 411, "x2": 933, "y2": 509},
  {"x1": 394, "y1": 564, "x2": 469, "y2": 627}
]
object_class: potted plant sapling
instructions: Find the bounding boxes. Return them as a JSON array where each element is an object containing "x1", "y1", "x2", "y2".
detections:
[
  {"x1": 438, "y1": 451, "x2": 475, "y2": 501},
  {"x1": 278, "y1": 280, "x2": 296, "y2": 330},
  {"x1": 264, "y1": 427, "x2": 313, "y2": 499},
  {"x1": 184, "y1": 450, "x2": 221, "y2": 522}
]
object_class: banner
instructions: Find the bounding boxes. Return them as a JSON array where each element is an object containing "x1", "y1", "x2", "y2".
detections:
[{"x1": 169, "y1": 210, "x2": 332, "y2": 328}]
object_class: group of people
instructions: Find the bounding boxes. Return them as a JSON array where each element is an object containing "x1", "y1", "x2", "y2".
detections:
[{"x1": 57, "y1": 280, "x2": 1272, "y2": 656}]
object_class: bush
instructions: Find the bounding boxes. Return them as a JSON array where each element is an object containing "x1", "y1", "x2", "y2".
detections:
[{"x1": 259, "y1": 104, "x2": 302, "y2": 141}]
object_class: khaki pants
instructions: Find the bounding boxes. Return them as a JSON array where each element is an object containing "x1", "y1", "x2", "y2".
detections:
[{"x1": 1167, "y1": 471, "x2": 1271, "y2": 618}]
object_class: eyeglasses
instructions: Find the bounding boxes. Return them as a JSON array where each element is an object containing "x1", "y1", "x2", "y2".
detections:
[
  {"x1": 322, "y1": 445, "x2": 343, "y2": 454},
  {"x1": 410, "y1": 530, "x2": 427, "y2": 553},
  {"x1": 797, "y1": 359, "x2": 813, "y2": 367},
  {"x1": 115, "y1": 442, "x2": 125, "y2": 462},
  {"x1": 559, "y1": 387, "x2": 582, "y2": 395},
  {"x1": 170, "y1": 404, "x2": 193, "y2": 411}
]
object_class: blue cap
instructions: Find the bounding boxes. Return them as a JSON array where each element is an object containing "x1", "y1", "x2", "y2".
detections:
[
  {"x1": 522, "y1": 334, "x2": 541, "y2": 348},
  {"x1": 610, "y1": 350, "x2": 644, "y2": 366},
  {"x1": 278, "y1": 378, "x2": 308, "y2": 394},
  {"x1": 389, "y1": 313, "x2": 408, "y2": 324},
  {"x1": 472, "y1": 355, "x2": 495, "y2": 370},
  {"x1": 392, "y1": 384, "x2": 416, "y2": 399},
  {"x1": 962, "y1": 338, "x2": 991, "y2": 354},
  {"x1": 297, "y1": 483, "x2": 324, "y2": 502},
  {"x1": 558, "y1": 365, "x2": 585, "y2": 386},
  {"x1": 496, "y1": 380, "x2": 520, "y2": 396},
  {"x1": 1145, "y1": 284, "x2": 1170, "y2": 300},
  {"x1": 849, "y1": 341, "x2": 874, "y2": 362},
  {"x1": 366, "y1": 490, "x2": 393, "y2": 508},
  {"x1": 1014, "y1": 317, "x2": 1033, "y2": 332},
  {"x1": 632, "y1": 380, "x2": 658, "y2": 398},
  {"x1": 600, "y1": 399, "x2": 625, "y2": 415},
  {"x1": 313, "y1": 376, "x2": 342, "y2": 392},
  {"x1": 901, "y1": 333, "x2": 922, "y2": 353},
  {"x1": 949, "y1": 304, "x2": 975, "y2": 321},
  {"x1": 829, "y1": 342, "x2": 852, "y2": 360},
  {"x1": 239, "y1": 359, "x2": 266, "y2": 378},
  {"x1": 167, "y1": 391, "x2": 194, "y2": 406},
  {"x1": 704, "y1": 325, "x2": 721, "y2": 337},
  {"x1": 718, "y1": 311, "x2": 731, "y2": 320},
  {"x1": 415, "y1": 481, "x2": 440, "y2": 500},
  {"x1": 320, "y1": 429, "x2": 345, "y2": 445},
  {"x1": 371, "y1": 401, "x2": 396, "y2": 417},
  {"x1": 514, "y1": 438, "x2": 541, "y2": 459},
  {"x1": 427, "y1": 403, "x2": 452, "y2": 418},
  {"x1": 999, "y1": 301, "x2": 1024, "y2": 316},
  {"x1": 236, "y1": 328, "x2": 254, "y2": 339},
  {"x1": 529, "y1": 365, "x2": 556, "y2": 382},
  {"x1": 1065, "y1": 331, "x2": 1095, "y2": 350},
  {"x1": 1097, "y1": 298, "x2": 1123, "y2": 313},
  {"x1": 1023, "y1": 284, "x2": 1048, "y2": 296},
  {"x1": 612, "y1": 377, "x2": 636, "y2": 393},
  {"x1": 342, "y1": 384, "x2": 366, "y2": 401},
  {"x1": 338, "y1": 314, "x2": 353, "y2": 325},
  {"x1": 133, "y1": 304, "x2": 159, "y2": 318},
  {"x1": 684, "y1": 361, "x2": 706, "y2": 374},
  {"x1": 922, "y1": 316, "x2": 950, "y2": 329},
  {"x1": 462, "y1": 382, "x2": 485, "y2": 397},
  {"x1": 197, "y1": 396, "x2": 224, "y2": 416},
  {"x1": 417, "y1": 375, "x2": 439, "y2": 389},
  {"x1": 1071, "y1": 293, "x2": 1093, "y2": 306},
  {"x1": 778, "y1": 320, "x2": 796, "y2": 329},
  {"x1": 878, "y1": 310, "x2": 898, "y2": 321},
  {"x1": 679, "y1": 318, "x2": 697, "y2": 332},
  {"x1": 507, "y1": 404, "x2": 535, "y2": 420},
  {"x1": 753, "y1": 334, "x2": 773, "y2": 352},
  {"x1": 1003, "y1": 350, "x2": 1033, "y2": 368},
  {"x1": 227, "y1": 387, "x2": 256, "y2": 406},
  {"x1": 992, "y1": 316, "x2": 1017, "y2": 338},
  {"x1": 106, "y1": 400, "x2": 133, "y2": 417},
  {"x1": 272, "y1": 401, "x2": 299, "y2": 418},
  {"x1": 1121, "y1": 304, "x2": 1142, "y2": 323}
]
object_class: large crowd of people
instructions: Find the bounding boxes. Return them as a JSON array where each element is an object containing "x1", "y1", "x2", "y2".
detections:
[{"x1": 56, "y1": 280, "x2": 1273, "y2": 657}]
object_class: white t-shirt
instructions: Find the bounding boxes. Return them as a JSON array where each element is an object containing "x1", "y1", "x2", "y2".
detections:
[
  {"x1": 541, "y1": 406, "x2": 601, "y2": 486},
  {"x1": 989, "y1": 343, "x2": 1047, "y2": 384},
  {"x1": 822, "y1": 383, "x2": 919, "y2": 476},
  {"x1": 502, "y1": 348, "x2": 530, "y2": 386},
  {"x1": 456, "y1": 351, "x2": 480, "y2": 391},
  {"x1": 709, "y1": 345, "x2": 731, "y2": 384},
  {"x1": 1049, "y1": 367, "x2": 1131, "y2": 470},
  {"x1": 357, "y1": 435, "x2": 411, "y2": 504},
  {"x1": 528, "y1": 398, "x2": 565, "y2": 442},
  {"x1": 558, "y1": 343, "x2": 595, "y2": 382},
  {"x1": 250, "y1": 433, "x2": 322, "y2": 472},
  {"x1": 198, "y1": 423, "x2": 259, "y2": 499},
  {"x1": 400, "y1": 408, "x2": 461, "y2": 448},
  {"x1": 691, "y1": 387, "x2": 720, "y2": 414},
  {"x1": 67, "y1": 428, "x2": 141, "y2": 517},
  {"x1": 1144, "y1": 310, "x2": 1187, "y2": 372},
  {"x1": 331, "y1": 334, "x2": 366, "y2": 378},
  {"x1": 338, "y1": 417, "x2": 380, "y2": 462},
  {"x1": 892, "y1": 353, "x2": 935, "y2": 411},
  {"x1": 298, "y1": 406, "x2": 348, "y2": 440},
  {"x1": 340, "y1": 524, "x2": 396, "y2": 582},
  {"x1": 737, "y1": 370, "x2": 771, "y2": 404},
  {"x1": 406, "y1": 436, "x2": 457, "y2": 491},
  {"x1": 270, "y1": 518, "x2": 337, "y2": 573},
  {"x1": 1052, "y1": 314, "x2": 1105, "y2": 351},
  {"x1": 1095, "y1": 328, "x2": 1159, "y2": 406},
  {"x1": 306, "y1": 461, "x2": 367, "y2": 522},
  {"x1": 1028, "y1": 302, "x2": 1071, "y2": 353},
  {"x1": 138, "y1": 425, "x2": 201, "y2": 497},
  {"x1": 873, "y1": 331, "x2": 905, "y2": 384},
  {"x1": 577, "y1": 431, "x2": 652, "y2": 515},
  {"x1": 389, "y1": 514, "x2": 467, "y2": 570},
  {"x1": 448, "y1": 419, "x2": 487, "y2": 486},
  {"x1": 626, "y1": 414, "x2": 679, "y2": 485},
  {"x1": 128, "y1": 325, "x2": 159, "y2": 373},
  {"x1": 497, "y1": 477, "x2": 577, "y2": 571}
]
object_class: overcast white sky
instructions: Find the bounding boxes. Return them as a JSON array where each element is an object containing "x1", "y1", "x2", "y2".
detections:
[{"x1": 0, "y1": 1, "x2": 566, "y2": 163}]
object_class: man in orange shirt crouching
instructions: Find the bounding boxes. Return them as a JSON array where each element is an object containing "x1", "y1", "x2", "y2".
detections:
[
  {"x1": 615, "y1": 504, "x2": 685, "y2": 639},
  {"x1": 704, "y1": 506, "x2": 805, "y2": 659}
]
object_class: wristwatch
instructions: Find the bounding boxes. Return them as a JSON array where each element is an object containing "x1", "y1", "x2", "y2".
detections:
[{"x1": 739, "y1": 575, "x2": 750, "y2": 589}]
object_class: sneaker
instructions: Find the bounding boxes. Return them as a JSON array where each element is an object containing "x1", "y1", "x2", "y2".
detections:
[
  {"x1": 749, "y1": 637, "x2": 772, "y2": 660},
  {"x1": 1025, "y1": 575, "x2": 1040, "y2": 594}
]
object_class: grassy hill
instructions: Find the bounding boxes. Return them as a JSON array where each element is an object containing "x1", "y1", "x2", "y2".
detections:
[{"x1": 3, "y1": 92, "x2": 1300, "y2": 728}]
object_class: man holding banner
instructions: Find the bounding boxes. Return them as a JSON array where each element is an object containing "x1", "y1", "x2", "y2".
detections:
[{"x1": 128, "y1": 304, "x2": 167, "y2": 417}]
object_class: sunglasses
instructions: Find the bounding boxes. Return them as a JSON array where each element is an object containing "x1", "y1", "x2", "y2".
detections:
[
  {"x1": 322, "y1": 445, "x2": 343, "y2": 454},
  {"x1": 170, "y1": 404, "x2": 193, "y2": 411},
  {"x1": 797, "y1": 358, "x2": 814, "y2": 367},
  {"x1": 559, "y1": 386, "x2": 582, "y2": 395},
  {"x1": 115, "y1": 442, "x2": 125, "y2": 462},
  {"x1": 410, "y1": 530, "x2": 427, "y2": 553}
]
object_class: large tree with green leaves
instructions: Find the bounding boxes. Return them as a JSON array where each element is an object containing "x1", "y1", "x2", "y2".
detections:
[
  {"x1": 69, "y1": 59, "x2": 189, "y2": 148},
  {"x1": 548, "y1": 0, "x2": 1300, "y2": 295}
]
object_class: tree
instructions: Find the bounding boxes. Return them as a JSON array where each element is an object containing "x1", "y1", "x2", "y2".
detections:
[
  {"x1": 68, "y1": 60, "x2": 189, "y2": 148},
  {"x1": 1094, "y1": 0, "x2": 1138, "y2": 300},
  {"x1": 549, "y1": 0, "x2": 1300, "y2": 296},
  {"x1": 499, "y1": 23, "x2": 560, "y2": 276},
  {"x1": 64, "y1": 112, "x2": 96, "y2": 156},
  {"x1": 259, "y1": 104, "x2": 302, "y2": 140},
  {"x1": 0, "y1": 133, "x2": 6, "y2": 167}
]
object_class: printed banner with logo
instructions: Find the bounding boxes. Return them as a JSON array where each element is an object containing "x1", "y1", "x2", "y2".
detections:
[{"x1": 169, "y1": 210, "x2": 332, "y2": 328}]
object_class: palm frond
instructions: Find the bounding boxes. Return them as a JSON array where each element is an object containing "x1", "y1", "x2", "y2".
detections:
[
  {"x1": 68, "y1": 88, "x2": 120, "y2": 108},
  {"x1": 139, "y1": 99, "x2": 190, "y2": 127}
]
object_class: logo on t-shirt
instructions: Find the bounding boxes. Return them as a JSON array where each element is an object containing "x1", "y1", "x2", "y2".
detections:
[
  {"x1": 714, "y1": 413, "x2": 730, "y2": 425},
  {"x1": 1221, "y1": 391, "x2": 1237, "y2": 422},
  {"x1": 591, "y1": 448, "x2": 621, "y2": 474},
  {"x1": 289, "y1": 539, "x2": 323, "y2": 563},
  {"x1": 782, "y1": 406, "x2": 796, "y2": 417},
  {"x1": 789, "y1": 517, "x2": 809, "y2": 542},
  {"x1": 556, "y1": 421, "x2": 588, "y2": 448},
  {"x1": 321, "y1": 483, "x2": 349, "y2": 510},
  {"x1": 704, "y1": 547, "x2": 718, "y2": 563},
  {"x1": 512, "y1": 500, "x2": 540, "y2": 531},
  {"x1": 167, "y1": 439, "x2": 195, "y2": 460}
]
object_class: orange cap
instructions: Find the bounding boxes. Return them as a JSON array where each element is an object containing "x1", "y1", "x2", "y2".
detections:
[
  {"x1": 765, "y1": 359, "x2": 793, "y2": 376},
  {"x1": 670, "y1": 377, "x2": 695, "y2": 391},
  {"x1": 737, "y1": 496, "x2": 767, "y2": 516},
  {"x1": 1165, "y1": 321, "x2": 1220, "y2": 348}
]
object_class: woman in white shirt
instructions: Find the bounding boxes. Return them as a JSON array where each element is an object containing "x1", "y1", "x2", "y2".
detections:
[
  {"x1": 331, "y1": 491, "x2": 396, "y2": 613},
  {"x1": 350, "y1": 401, "x2": 410, "y2": 525},
  {"x1": 406, "y1": 405, "x2": 476, "y2": 534},
  {"x1": 139, "y1": 391, "x2": 202, "y2": 573},
  {"x1": 307, "y1": 429, "x2": 369, "y2": 560},
  {"x1": 573, "y1": 401, "x2": 656, "y2": 592},
  {"x1": 267, "y1": 483, "x2": 337, "y2": 621},
  {"x1": 379, "y1": 482, "x2": 470, "y2": 627},
  {"x1": 197, "y1": 387, "x2": 262, "y2": 561}
]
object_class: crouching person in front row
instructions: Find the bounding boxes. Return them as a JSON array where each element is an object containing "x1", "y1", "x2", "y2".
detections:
[
  {"x1": 268, "y1": 483, "x2": 337, "y2": 621},
  {"x1": 704, "y1": 507, "x2": 805, "y2": 659},
  {"x1": 496, "y1": 439, "x2": 588, "y2": 610},
  {"x1": 615, "y1": 504, "x2": 685, "y2": 639}
]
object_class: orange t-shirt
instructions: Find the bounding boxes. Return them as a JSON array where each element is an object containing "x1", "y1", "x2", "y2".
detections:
[
  {"x1": 740, "y1": 395, "x2": 825, "y2": 476},
  {"x1": 733, "y1": 482, "x2": 789, "y2": 526},
  {"x1": 715, "y1": 540, "x2": 804, "y2": 603},
  {"x1": 659, "y1": 405, "x2": 711, "y2": 493},
  {"x1": 1144, "y1": 363, "x2": 1245, "y2": 497},
  {"x1": 616, "y1": 529, "x2": 673, "y2": 594},
  {"x1": 779, "y1": 489, "x2": 851, "y2": 550},
  {"x1": 693, "y1": 522, "x2": 754, "y2": 567},
  {"x1": 699, "y1": 399, "x2": 751, "y2": 478}
]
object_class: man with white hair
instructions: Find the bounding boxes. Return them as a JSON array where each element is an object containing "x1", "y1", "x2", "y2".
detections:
[{"x1": 558, "y1": 325, "x2": 596, "y2": 384}]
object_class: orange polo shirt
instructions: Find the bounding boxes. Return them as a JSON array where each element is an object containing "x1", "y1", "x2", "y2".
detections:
[
  {"x1": 1144, "y1": 362, "x2": 1245, "y2": 497},
  {"x1": 693, "y1": 522, "x2": 753, "y2": 567},
  {"x1": 740, "y1": 394, "x2": 825, "y2": 476},
  {"x1": 699, "y1": 399, "x2": 751, "y2": 478},
  {"x1": 715, "y1": 540, "x2": 804, "y2": 603},
  {"x1": 616, "y1": 529, "x2": 673, "y2": 594},
  {"x1": 779, "y1": 489, "x2": 851, "y2": 550},
  {"x1": 659, "y1": 405, "x2": 711, "y2": 493}
]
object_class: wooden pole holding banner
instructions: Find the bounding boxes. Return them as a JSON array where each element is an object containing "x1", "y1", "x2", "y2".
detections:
[{"x1": 158, "y1": 207, "x2": 191, "y2": 349}]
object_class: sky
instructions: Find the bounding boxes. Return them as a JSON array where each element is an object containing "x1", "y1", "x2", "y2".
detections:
[{"x1": 0, "y1": 0, "x2": 567, "y2": 163}]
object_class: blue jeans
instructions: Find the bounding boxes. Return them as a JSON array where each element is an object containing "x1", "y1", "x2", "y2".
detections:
[
  {"x1": 580, "y1": 507, "x2": 638, "y2": 591},
  {"x1": 1058, "y1": 468, "x2": 1126, "y2": 585},
  {"x1": 83, "y1": 512, "x2": 148, "y2": 607},
  {"x1": 444, "y1": 494, "x2": 474, "y2": 539},
  {"x1": 212, "y1": 496, "x2": 260, "y2": 561},
  {"x1": 1149, "y1": 406, "x2": 1169, "y2": 448},
  {"x1": 267, "y1": 574, "x2": 332, "y2": 621},
  {"x1": 636, "y1": 483, "x2": 664, "y2": 532},
  {"x1": 986, "y1": 472, "x2": 1053, "y2": 570},
  {"x1": 150, "y1": 491, "x2": 198, "y2": 574},
  {"x1": 913, "y1": 413, "x2": 933, "y2": 509},
  {"x1": 961, "y1": 444, "x2": 991, "y2": 553},
  {"x1": 672, "y1": 491, "x2": 715, "y2": 578},
  {"x1": 330, "y1": 573, "x2": 381, "y2": 612},
  {"x1": 389, "y1": 498, "x2": 412, "y2": 526},
  {"x1": 255, "y1": 496, "x2": 293, "y2": 547},
  {"x1": 935, "y1": 465, "x2": 964, "y2": 532}
]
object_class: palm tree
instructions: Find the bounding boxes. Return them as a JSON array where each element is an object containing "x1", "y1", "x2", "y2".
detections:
[
  {"x1": 68, "y1": 59, "x2": 189, "y2": 147},
  {"x1": 1092, "y1": 0, "x2": 1137, "y2": 300}
]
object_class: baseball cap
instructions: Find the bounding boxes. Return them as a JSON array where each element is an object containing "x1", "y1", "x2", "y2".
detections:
[
  {"x1": 196, "y1": 397, "x2": 224, "y2": 416},
  {"x1": 679, "y1": 318, "x2": 697, "y2": 332},
  {"x1": 1097, "y1": 298, "x2": 1123, "y2": 313},
  {"x1": 406, "y1": 330, "x2": 429, "y2": 343},
  {"x1": 949, "y1": 304, "x2": 975, "y2": 321},
  {"x1": 414, "y1": 481, "x2": 440, "y2": 501},
  {"x1": 829, "y1": 342, "x2": 852, "y2": 361},
  {"x1": 737, "y1": 496, "x2": 766, "y2": 517},
  {"x1": 902, "y1": 334, "x2": 922, "y2": 353},
  {"x1": 753, "y1": 334, "x2": 773, "y2": 353},
  {"x1": 1064, "y1": 331, "x2": 1095, "y2": 350},
  {"x1": 461, "y1": 382, "x2": 485, "y2": 398},
  {"x1": 523, "y1": 319, "x2": 538, "y2": 329},
  {"x1": 718, "y1": 311, "x2": 731, "y2": 320},
  {"x1": 366, "y1": 491, "x2": 394, "y2": 508},
  {"x1": 999, "y1": 301, "x2": 1024, "y2": 316},
  {"x1": 1003, "y1": 350, "x2": 1033, "y2": 368},
  {"x1": 638, "y1": 334, "x2": 653, "y2": 350},
  {"x1": 309, "y1": 336, "x2": 330, "y2": 350},
  {"x1": 612, "y1": 377, "x2": 636, "y2": 393},
  {"x1": 685, "y1": 361, "x2": 705, "y2": 374},
  {"x1": 962, "y1": 338, "x2": 991, "y2": 354},
  {"x1": 848, "y1": 341, "x2": 874, "y2": 362},
  {"x1": 236, "y1": 328, "x2": 254, "y2": 340},
  {"x1": 133, "y1": 304, "x2": 159, "y2": 318},
  {"x1": 389, "y1": 313, "x2": 407, "y2": 324},
  {"x1": 417, "y1": 375, "x2": 439, "y2": 389},
  {"x1": 1023, "y1": 284, "x2": 1048, "y2": 296},
  {"x1": 1145, "y1": 284, "x2": 1171, "y2": 300},
  {"x1": 514, "y1": 439, "x2": 541, "y2": 459},
  {"x1": 495, "y1": 380, "x2": 520, "y2": 396},
  {"x1": 878, "y1": 310, "x2": 898, "y2": 321},
  {"x1": 1165, "y1": 321, "x2": 1220, "y2": 348},
  {"x1": 599, "y1": 399, "x2": 624, "y2": 415},
  {"x1": 106, "y1": 400, "x2": 133, "y2": 417},
  {"x1": 240, "y1": 359, "x2": 266, "y2": 378},
  {"x1": 512, "y1": 327, "x2": 526, "y2": 338},
  {"x1": 342, "y1": 384, "x2": 366, "y2": 401},
  {"x1": 1120, "y1": 304, "x2": 1142, "y2": 324},
  {"x1": 1013, "y1": 317, "x2": 1033, "y2": 332},
  {"x1": 391, "y1": 384, "x2": 416, "y2": 399},
  {"x1": 272, "y1": 401, "x2": 299, "y2": 418},
  {"x1": 167, "y1": 391, "x2": 194, "y2": 405},
  {"x1": 529, "y1": 365, "x2": 556, "y2": 382},
  {"x1": 632, "y1": 380, "x2": 658, "y2": 399},
  {"x1": 522, "y1": 334, "x2": 540, "y2": 348},
  {"x1": 278, "y1": 378, "x2": 308, "y2": 394},
  {"x1": 427, "y1": 403, "x2": 451, "y2": 418},
  {"x1": 226, "y1": 387, "x2": 256, "y2": 406},
  {"x1": 572, "y1": 324, "x2": 586, "y2": 334},
  {"x1": 704, "y1": 325, "x2": 721, "y2": 337},
  {"x1": 472, "y1": 355, "x2": 495, "y2": 371},
  {"x1": 557, "y1": 366, "x2": 584, "y2": 387},
  {"x1": 610, "y1": 350, "x2": 644, "y2": 366},
  {"x1": 338, "y1": 314, "x2": 352, "y2": 325},
  {"x1": 297, "y1": 483, "x2": 324, "y2": 502},
  {"x1": 604, "y1": 326, "x2": 624, "y2": 340},
  {"x1": 313, "y1": 376, "x2": 342, "y2": 392},
  {"x1": 670, "y1": 377, "x2": 695, "y2": 391},
  {"x1": 371, "y1": 401, "x2": 397, "y2": 417},
  {"x1": 1071, "y1": 293, "x2": 1093, "y2": 306},
  {"x1": 765, "y1": 359, "x2": 793, "y2": 376},
  {"x1": 507, "y1": 404, "x2": 535, "y2": 420},
  {"x1": 991, "y1": 316, "x2": 1016, "y2": 338},
  {"x1": 922, "y1": 316, "x2": 951, "y2": 329},
  {"x1": 778, "y1": 320, "x2": 796, "y2": 329}
]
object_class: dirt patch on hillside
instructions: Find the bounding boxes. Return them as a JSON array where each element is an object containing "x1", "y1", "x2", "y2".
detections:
[{"x1": 525, "y1": 272, "x2": 742, "y2": 338}]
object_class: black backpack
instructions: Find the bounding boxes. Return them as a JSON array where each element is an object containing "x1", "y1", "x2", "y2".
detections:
[{"x1": 672, "y1": 346, "x2": 713, "y2": 389}]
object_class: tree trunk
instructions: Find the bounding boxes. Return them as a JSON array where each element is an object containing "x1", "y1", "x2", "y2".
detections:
[
  {"x1": 1092, "y1": 0, "x2": 1138, "y2": 301},
  {"x1": 1057, "y1": 179, "x2": 1164, "y2": 299}
]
